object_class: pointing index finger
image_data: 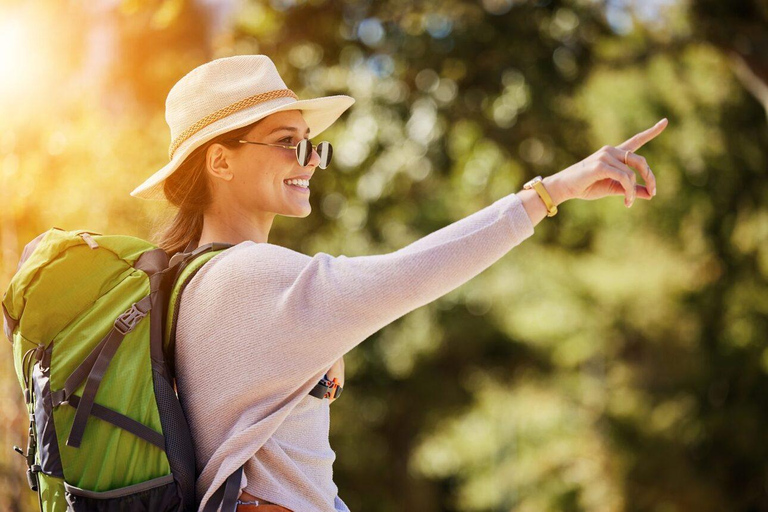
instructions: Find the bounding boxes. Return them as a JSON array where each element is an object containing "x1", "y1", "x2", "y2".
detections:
[{"x1": 618, "y1": 118, "x2": 668, "y2": 152}]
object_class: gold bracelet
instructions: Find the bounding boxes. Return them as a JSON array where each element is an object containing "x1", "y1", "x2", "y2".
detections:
[{"x1": 523, "y1": 175, "x2": 558, "y2": 217}]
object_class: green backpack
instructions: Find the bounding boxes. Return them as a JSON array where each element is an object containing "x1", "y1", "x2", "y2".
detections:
[{"x1": 1, "y1": 227, "x2": 233, "y2": 511}]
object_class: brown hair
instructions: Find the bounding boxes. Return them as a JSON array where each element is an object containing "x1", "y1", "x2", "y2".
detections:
[{"x1": 150, "y1": 119, "x2": 264, "y2": 256}]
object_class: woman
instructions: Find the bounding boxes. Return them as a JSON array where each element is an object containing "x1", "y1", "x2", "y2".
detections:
[{"x1": 130, "y1": 55, "x2": 666, "y2": 512}]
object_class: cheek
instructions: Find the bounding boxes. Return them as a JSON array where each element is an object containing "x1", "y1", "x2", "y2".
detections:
[
  {"x1": 238, "y1": 167, "x2": 285, "y2": 201},
  {"x1": 230, "y1": 156, "x2": 294, "y2": 203},
  {"x1": 276, "y1": 146, "x2": 297, "y2": 166},
  {"x1": 230, "y1": 167, "x2": 268, "y2": 201}
]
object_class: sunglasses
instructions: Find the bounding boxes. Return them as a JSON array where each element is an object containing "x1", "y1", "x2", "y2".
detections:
[{"x1": 234, "y1": 138, "x2": 333, "y2": 169}]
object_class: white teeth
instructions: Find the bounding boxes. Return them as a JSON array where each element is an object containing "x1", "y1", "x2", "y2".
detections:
[{"x1": 284, "y1": 179, "x2": 309, "y2": 187}]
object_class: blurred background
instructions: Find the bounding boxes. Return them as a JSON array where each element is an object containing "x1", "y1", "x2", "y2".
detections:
[{"x1": 1, "y1": 0, "x2": 766, "y2": 510}]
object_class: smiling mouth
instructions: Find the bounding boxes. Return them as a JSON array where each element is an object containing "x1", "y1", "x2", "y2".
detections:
[{"x1": 284, "y1": 182, "x2": 310, "y2": 193}]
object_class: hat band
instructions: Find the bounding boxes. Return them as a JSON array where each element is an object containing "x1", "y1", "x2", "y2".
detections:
[{"x1": 168, "y1": 88, "x2": 299, "y2": 160}]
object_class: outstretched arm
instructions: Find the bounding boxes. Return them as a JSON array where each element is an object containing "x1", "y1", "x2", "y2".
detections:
[
  {"x1": 206, "y1": 191, "x2": 536, "y2": 390},
  {"x1": 180, "y1": 120, "x2": 668, "y2": 402}
]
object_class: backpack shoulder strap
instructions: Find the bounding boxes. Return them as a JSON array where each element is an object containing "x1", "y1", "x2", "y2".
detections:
[{"x1": 164, "y1": 242, "x2": 234, "y2": 374}]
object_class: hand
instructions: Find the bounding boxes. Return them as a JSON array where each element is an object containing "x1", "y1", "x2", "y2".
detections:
[
  {"x1": 550, "y1": 118, "x2": 668, "y2": 208},
  {"x1": 325, "y1": 356, "x2": 345, "y2": 405}
]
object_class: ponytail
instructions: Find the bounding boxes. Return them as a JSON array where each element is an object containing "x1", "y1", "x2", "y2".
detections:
[{"x1": 150, "y1": 120, "x2": 263, "y2": 256}]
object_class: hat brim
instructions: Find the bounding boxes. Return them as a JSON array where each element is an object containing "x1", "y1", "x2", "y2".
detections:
[{"x1": 130, "y1": 94, "x2": 355, "y2": 201}]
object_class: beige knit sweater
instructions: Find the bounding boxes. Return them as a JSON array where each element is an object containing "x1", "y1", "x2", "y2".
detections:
[{"x1": 174, "y1": 192, "x2": 536, "y2": 511}]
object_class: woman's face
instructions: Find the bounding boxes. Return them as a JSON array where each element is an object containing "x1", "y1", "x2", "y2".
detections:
[{"x1": 207, "y1": 110, "x2": 321, "y2": 219}]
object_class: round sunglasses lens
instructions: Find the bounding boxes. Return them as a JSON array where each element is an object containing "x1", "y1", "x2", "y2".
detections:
[
  {"x1": 296, "y1": 139, "x2": 312, "y2": 166},
  {"x1": 317, "y1": 141, "x2": 332, "y2": 169}
]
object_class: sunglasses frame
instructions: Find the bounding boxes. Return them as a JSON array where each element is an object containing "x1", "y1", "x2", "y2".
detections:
[{"x1": 234, "y1": 138, "x2": 333, "y2": 169}]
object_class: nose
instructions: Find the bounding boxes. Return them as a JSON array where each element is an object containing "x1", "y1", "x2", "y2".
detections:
[{"x1": 307, "y1": 144, "x2": 322, "y2": 168}]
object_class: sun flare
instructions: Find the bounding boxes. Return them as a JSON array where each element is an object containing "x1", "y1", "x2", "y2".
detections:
[{"x1": 0, "y1": 8, "x2": 50, "y2": 104}]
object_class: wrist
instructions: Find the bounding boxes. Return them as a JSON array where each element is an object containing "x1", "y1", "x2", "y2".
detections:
[{"x1": 542, "y1": 174, "x2": 567, "y2": 206}]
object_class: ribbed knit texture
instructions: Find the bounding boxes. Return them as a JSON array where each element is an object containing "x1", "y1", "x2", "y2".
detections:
[{"x1": 174, "y1": 192, "x2": 536, "y2": 511}]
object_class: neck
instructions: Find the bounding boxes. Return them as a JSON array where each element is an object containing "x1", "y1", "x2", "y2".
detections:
[{"x1": 196, "y1": 204, "x2": 274, "y2": 248}]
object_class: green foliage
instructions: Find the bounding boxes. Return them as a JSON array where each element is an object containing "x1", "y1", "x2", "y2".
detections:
[{"x1": 1, "y1": 0, "x2": 766, "y2": 510}]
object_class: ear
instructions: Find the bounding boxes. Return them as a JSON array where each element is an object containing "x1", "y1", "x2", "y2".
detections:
[{"x1": 206, "y1": 143, "x2": 234, "y2": 182}]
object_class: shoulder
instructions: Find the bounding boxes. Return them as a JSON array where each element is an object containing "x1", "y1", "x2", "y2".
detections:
[
  {"x1": 186, "y1": 241, "x2": 314, "y2": 291},
  {"x1": 214, "y1": 240, "x2": 312, "y2": 271}
]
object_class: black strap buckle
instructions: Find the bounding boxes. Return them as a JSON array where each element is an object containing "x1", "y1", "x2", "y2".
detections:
[
  {"x1": 26, "y1": 465, "x2": 39, "y2": 491},
  {"x1": 114, "y1": 301, "x2": 149, "y2": 335}
]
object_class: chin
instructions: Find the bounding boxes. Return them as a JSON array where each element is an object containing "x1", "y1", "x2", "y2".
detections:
[{"x1": 282, "y1": 207, "x2": 311, "y2": 219}]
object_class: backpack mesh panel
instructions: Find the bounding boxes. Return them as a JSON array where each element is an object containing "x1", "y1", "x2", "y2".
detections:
[{"x1": 153, "y1": 369, "x2": 196, "y2": 511}]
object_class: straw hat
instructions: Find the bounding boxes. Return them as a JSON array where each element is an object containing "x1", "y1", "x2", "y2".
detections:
[{"x1": 130, "y1": 54, "x2": 355, "y2": 201}]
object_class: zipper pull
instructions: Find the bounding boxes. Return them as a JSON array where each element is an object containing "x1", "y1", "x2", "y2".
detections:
[{"x1": 80, "y1": 232, "x2": 99, "y2": 249}]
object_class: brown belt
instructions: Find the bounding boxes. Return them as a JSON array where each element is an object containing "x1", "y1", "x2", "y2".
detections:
[
  {"x1": 236, "y1": 505, "x2": 292, "y2": 512},
  {"x1": 236, "y1": 493, "x2": 292, "y2": 512}
]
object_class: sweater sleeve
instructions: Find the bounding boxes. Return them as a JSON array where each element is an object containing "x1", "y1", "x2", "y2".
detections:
[{"x1": 198, "y1": 191, "x2": 535, "y2": 387}]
